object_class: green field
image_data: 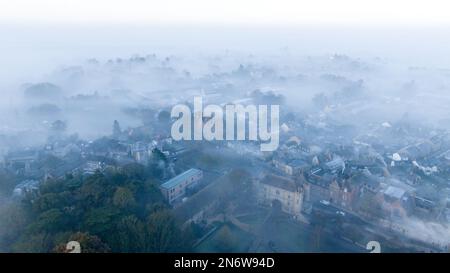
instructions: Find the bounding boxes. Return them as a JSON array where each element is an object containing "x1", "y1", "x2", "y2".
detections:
[{"x1": 194, "y1": 223, "x2": 254, "y2": 253}]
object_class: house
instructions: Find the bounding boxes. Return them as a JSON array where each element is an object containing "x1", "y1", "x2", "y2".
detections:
[
  {"x1": 42, "y1": 159, "x2": 84, "y2": 180},
  {"x1": 50, "y1": 143, "x2": 81, "y2": 158},
  {"x1": 12, "y1": 180, "x2": 40, "y2": 198},
  {"x1": 4, "y1": 150, "x2": 38, "y2": 174},
  {"x1": 329, "y1": 178, "x2": 360, "y2": 210},
  {"x1": 258, "y1": 174, "x2": 304, "y2": 218},
  {"x1": 160, "y1": 168, "x2": 203, "y2": 204},
  {"x1": 414, "y1": 195, "x2": 437, "y2": 213},
  {"x1": 304, "y1": 166, "x2": 371, "y2": 211},
  {"x1": 173, "y1": 173, "x2": 232, "y2": 225},
  {"x1": 323, "y1": 156, "x2": 345, "y2": 173},
  {"x1": 272, "y1": 158, "x2": 309, "y2": 176},
  {"x1": 397, "y1": 140, "x2": 439, "y2": 161},
  {"x1": 413, "y1": 184, "x2": 440, "y2": 215},
  {"x1": 83, "y1": 161, "x2": 104, "y2": 175},
  {"x1": 352, "y1": 171, "x2": 381, "y2": 194},
  {"x1": 303, "y1": 170, "x2": 335, "y2": 203},
  {"x1": 381, "y1": 186, "x2": 411, "y2": 218},
  {"x1": 130, "y1": 142, "x2": 150, "y2": 163}
]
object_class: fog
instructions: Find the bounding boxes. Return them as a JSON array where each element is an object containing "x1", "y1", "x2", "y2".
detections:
[
  {"x1": 1, "y1": 23, "x2": 450, "y2": 252},
  {"x1": 2, "y1": 25, "x2": 450, "y2": 141}
]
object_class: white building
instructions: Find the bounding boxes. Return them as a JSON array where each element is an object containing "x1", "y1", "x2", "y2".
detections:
[
  {"x1": 258, "y1": 174, "x2": 304, "y2": 218},
  {"x1": 160, "y1": 168, "x2": 203, "y2": 204}
]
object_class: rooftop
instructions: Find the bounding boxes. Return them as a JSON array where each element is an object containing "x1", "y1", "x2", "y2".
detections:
[
  {"x1": 260, "y1": 174, "x2": 299, "y2": 192},
  {"x1": 351, "y1": 172, "x2": 381, "y2": 189},
  {"x1": 160, "y1": 168, "x2": 202, "y2": 190},
  {"x1": 383, "y1": 186, "x2": 406, "y2": 199},
  {"x1": 13, "y1": 180, "x2": 40, "y2": 196},
  {"x1": 289, "y1": 159, "x2": 309, "y2": 168},
  {"x1": 324, "y1": 157, "x2": 345, "y2": 170}
]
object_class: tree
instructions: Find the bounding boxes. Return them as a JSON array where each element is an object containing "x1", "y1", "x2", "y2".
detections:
[
  {"x1": 27, "y1": 103, "x2": 61, "y2": 116},
  {"x1": 142, "y1": 179, "x2": 165, "y2": 205},
  {"x1": 28, "y1": 209, "x2": 70, "y2": 233},
  {"x1": 112, "y1": 215, "x2": 146, "y2": 252},
  {"x1": 145, "y1": 210, "x2": 189, "y2": 252},
  {"x1": 157, "y1": 110, "x2": 171, "y2": 123},
  {"x1": 79, "y1": 172, "x2": 112, "y2": 207},
  {"x1": 113, "y1": 120, "x2": 122, "y2": 138},
  {"x1": 0, "y1": 164, "x2": 193, "y2": 252},
  {"x1": 38, "y1": 154, "x2": 64, "y2": 170},
  {"x1": 152, "y1": 148, "x2": 167, "y2": 163},
  {"x1": 213, "y1": 225, "x2": 238, "y2": 252},
  {"x1": 54, "y1": 232, "x2": 110, "y2": 253},
  {"x1": 32, "y1": 192, "x2": 71, "y2": 214},
  {"x1": 0, "y1": 203, "x2": 30, "y2": 251},
  {"x1": 250, "y1": 89, "x2": 285, "y2": 105},
  {"x1": 113, "y1": 187, "x2": 136, "y2": 209},
  {"x1": 91, "y1": 137, "x2": 123, "y2": 154},
  {"x1": 146, "y1": 202, "x2": 168, "y2": 214},
  {"x1": 0, "y1": 170, "x2": 18, "y2": 196},
  {"x1": 23, "y1": 82, "x2": 62, "y2": 100},
  {"x1": 51, "y1": 120, "x2": 67, "y2": 133},
  {"x1": 312, "y1": 93, "x2": 329, "y2": 109},
  {"x1": 122, "y1": 163, "x2": 146, "y2": 180},
  {"x1": 83, "y1": 207, "x2": 120, "y2": 236},
  {"x1": 12, "y1": 233, "x2": 53, "y2": 253},
  {"x1": 140, "y1": 108, "x2": 157, "y2": 126}
]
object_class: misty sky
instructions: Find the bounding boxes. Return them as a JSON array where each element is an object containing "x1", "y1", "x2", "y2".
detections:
[
  {"x1": 1, "y1": 0, "x2": 450, "y2": 85},
  {"x1": 1, "y1": 1, "x2": 450, "y2": 249},
  {"x1": 1, "y1": 0, "x2": 450, "y2": 25},
  {"x1": 1, "y1": 0, "x2": 450, "y2": 134}
]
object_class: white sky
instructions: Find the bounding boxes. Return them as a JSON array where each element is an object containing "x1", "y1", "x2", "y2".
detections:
[{"x1": 1, "y1": 0, "x2": 450, "y2": 25}]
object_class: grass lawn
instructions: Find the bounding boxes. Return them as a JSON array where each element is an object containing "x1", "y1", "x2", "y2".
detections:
[{"x1": 194, "y1": 223, "x2": 254, "y2": 253}]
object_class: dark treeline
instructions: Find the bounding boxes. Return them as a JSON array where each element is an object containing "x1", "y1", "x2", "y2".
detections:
[{"x1": 0, "y1": 163, "x2": 194, "y2": 253}]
